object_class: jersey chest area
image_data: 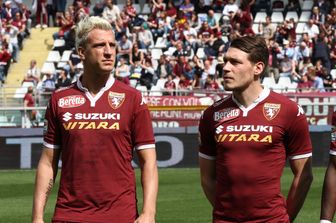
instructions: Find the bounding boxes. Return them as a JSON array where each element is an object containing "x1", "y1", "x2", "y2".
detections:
[
  {"x1": 212, "y1": 105, "x2": 286, "y2": 152},
  {"x1": 56, "y1": 93, "x2": 133, "y2": 136}
]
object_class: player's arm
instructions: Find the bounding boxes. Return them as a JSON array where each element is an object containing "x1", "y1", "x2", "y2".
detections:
[
  {"x1": 135, "y1": 148, "x2": 158, "y2": 223},
  {"x1": 321, "y1": 155, "x2": 336, "y2": 222},
  {"x1": 286, "y1": 157, "x2": 313, "y2": 222},
  {"x1": 32, "y1": 147, "x2": 61, "y2": 223},
  {"x1": 199, "y1": 156, "x2": 216, "y2": 207}
]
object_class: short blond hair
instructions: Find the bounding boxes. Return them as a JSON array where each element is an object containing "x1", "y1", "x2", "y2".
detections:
[{"x1": 75, "y1": 16, "x2": 113, "y2": 50}]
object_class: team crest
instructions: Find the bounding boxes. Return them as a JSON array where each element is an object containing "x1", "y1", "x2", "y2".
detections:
[
  {"x1": 108, "y1": 91, "x2": 125, "y2": 109},
  {"x1": 263, "y1": 103, "x2": 281, "y2": 121}
]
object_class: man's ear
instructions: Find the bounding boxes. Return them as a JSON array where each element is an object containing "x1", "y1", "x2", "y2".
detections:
[
  {"x1": 77, "y1": 47, "x2": 85, "y2": 60},
  {"x1": 254, "y1": 61, "x2": 265, "y2": 77}
]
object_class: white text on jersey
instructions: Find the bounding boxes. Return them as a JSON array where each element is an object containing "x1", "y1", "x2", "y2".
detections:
[{"x1": 226, "y1": 125, "x2": 273, "y2": 133}]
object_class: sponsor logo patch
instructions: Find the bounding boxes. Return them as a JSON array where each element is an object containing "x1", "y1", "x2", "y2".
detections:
[
  {"x1": 58, "y1": 95, "x2": 86, "y2": 108},
  {"x1": 108, "y1": 92, "x2": 125, "y2": 109},
  {"x1": 213, "y1": 108, "x2": 240, "y2": 122},
  {"x1": 263, "y1": 103, "x2": 281, "y2": 121}
]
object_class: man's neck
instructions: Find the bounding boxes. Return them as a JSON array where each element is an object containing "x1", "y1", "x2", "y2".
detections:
[
  {"x1": 233, "y1": 83, "x2": 264, "y2": 108},
  {"x1": 81, "y1": 72, "x2": 110, "y2": 95}
]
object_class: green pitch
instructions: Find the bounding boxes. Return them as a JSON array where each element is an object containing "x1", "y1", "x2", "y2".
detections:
[{"x1": 0, "y1": 168, "x2": 327, "y2": 222}]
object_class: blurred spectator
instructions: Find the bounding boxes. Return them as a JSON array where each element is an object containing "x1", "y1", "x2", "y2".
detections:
[
  {"x1": 117, "y1": 33, "x2": 132, "y2": 61},
  {"x1": 115, "y1": 57, "x2": 131, "y2": 85},
  {"x1": 313, "y1": 0, "x2": 330, "y2": 16},
  {"x1": 52, "y1": 10, "x2": 74, "y2": 40},
  {"x1": 207, "y1": 9, "x2": 219, "y2": 32},
  {"x1": 204, "y1": 31, "x2": 225, "y2": 57},
  {"x1": 222, "y1": 0, "x2": 239, "y2": 17},
  {"x1": 297, "y1": 74, "x2": 313, "y2": 92},
  {"x1": 157, "y1": 54, "x2": 173, "y2": 78},
  {"x1": 200, "y1": 59, "x2": 215, "y2": 87},
  {"x1": 311, "y1": 6, "x2": 325, "y2": 25},
  {"x1": 35, "y1": 0, "x2": 48, "y2": 28},
  {"x1": 268, "y1": 40, "x2": 281, "y2": 80},
  {"x1": 173, "y1": 55, "x2": 193, "y2": 79},
  {"x1": 307, "y1": 65, "x2": 325, "y2": 92},
  {"x1": 152, "y1": 0, "x2": 166, "y2": 18},
  {"x1": 173, "y1": 41, "x2": 190, "y2": 57},
  {"x1": 204, "y1": 74, "x2": 219, "y2": 90},
  {"x1": 303, "y1": 19, "x2": 320, "y2": 39},
  {"x1": 177, "y1": 74, "x2": 191, "y2": 91},
  {"x1": 123, "y1": 0, "x2": 137, "y2": 22},
  {"x1": 163, "y1": 73, "x2": 176, "y2": 95},
  {"x1": 183, "y1": 21, "x2": 200, "y2": 53},
  {"x1": 168, "y1": 21, "x2": 184, "y2": 47},
  {"x1": 0, "y1": 43, "x2": 11, "y2": 83},
  {"x1": 74, "y1": 1, "x2": 89, "y2": 23},
  {"x1": 179, "y1": 0, "x2": 194, "y2": 19},
  {"x1": 23, "y1": 86, "x2": 37, "y2": 126},
  {"x1": 320, "y1": 67, "x2": 333, "y2": 91},
  {"x1": 293, "y1": 41, "x2": 310, "y2": 69},
  {"x1": 3, "y1": 1, "x2": 15, "y2": 21},
  {"x1": 198, "y1": 21, "x2": 214, "y2": 48},
  {"x1": 190, "y1": 11, "x2": 201, "y2": 31},
  {"x1": 147, "y1": 15, "x2": 162, "y2": 43},
  {"x1": 284, "y1": 0, "x2": 301, "y2": 15},
  {"x1": 41, "y1": 72, "x2": 56, "y2": 92},
  {"x1": 11, "y1": 11, "x2": 26, "y2": 49},
  {"x1": 139, "y1": 59, "x2": 155, "y2": 90},
  {"x1": 55, "y1": 68, "x2": 71, "y2": 89},
  {"x1": 2, "y1": 22, "x2": 19, "y2": 63},
  {"x1": 23, "y1": 59, "x2": 40, "y2": 85},
  {"x1": 165, "y1": 1, "x2": 177, "y2": 20},
  {"x1": 130, "y1": 43, "x2": 144, "y2": 65},
  {"x1": 313, "y1": 33, "x2": 331, "y2": 71},
  {"x1": 231, "y1": 7, "x2": 254, "y2": 36},
  {"x1": 137, "y1": 23, "x2": 154, "y2": 49},
  {"x1": 67, "y1": 49, "x2": 81, "y2": 78},
  {"x1": 102, "y1": 0, "x2": 120, "y2": 26},
  {"x1": 218, "y1": 15, "x2": 232, "y2": 36},
  {"x1": 215, "y1": 55, "x2": 224, "y2": 81}
]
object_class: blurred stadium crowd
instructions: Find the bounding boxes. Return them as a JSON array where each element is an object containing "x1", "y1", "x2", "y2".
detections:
[{"x1": 1, "y1": 0, "x2": 336, "y2": 95}]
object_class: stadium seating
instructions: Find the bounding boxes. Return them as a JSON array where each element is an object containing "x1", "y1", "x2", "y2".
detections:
[
  {"x1": 136, "y1": 85, "x2": 148, "y2": 95},
  {"x1": 271, "y1": 11, "x2": 284, "y2": 23},
  {"x1": 46, "y1": 51, "x2": 61, "y2": 63},
  {"x1": 285, "y1": 11, "x2": 299, "y2": 22},
  {"x1": 196, "y1": 48, "x2": 206, "y2": 59},
  {"x1": 141, "y1": 3, "x2": 151, "y2": 14},
  {"x1": 151, "y1": 48, "x2": 163, "y2": 60},
  {"x1": 254, "y1": 12, "x2": 267, "y2": 23},
  {"x1": 299, "y1": 11, "x2": 311, "y2": 22},
  {"x1": 295, "y1": 23, "x2": 306, "y2": 34},
  {"x1": 41, "y1": 62, "x2": 56, "y2": 74},
  {"x1": 301, "y1": 0, "x2": 314, "y2": 11},
  {"x1": 262, "y1": 76, "x2": 276, "y2": 88},
  {"x1": 149, "y1": 85, "x2": 163, "y2": 96}
]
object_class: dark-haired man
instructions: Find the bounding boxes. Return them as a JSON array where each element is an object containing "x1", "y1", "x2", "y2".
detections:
[{"x1": 199, "y1": 35, "x2": 313, "y2": 222}]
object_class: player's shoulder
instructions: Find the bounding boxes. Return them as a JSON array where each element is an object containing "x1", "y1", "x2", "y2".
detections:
[
  {"x1": 51, "y1": 83, "x2": 78, "y2": 98},
  {"x1": 267, "y1": 91, "x2": 302, "y2": 115},
  {"x1": 203, "y1": 95, "x2": 233, "y2": 117},
  {"x1": 113, "y1": 80, "x2": 141, "y2": 97}
]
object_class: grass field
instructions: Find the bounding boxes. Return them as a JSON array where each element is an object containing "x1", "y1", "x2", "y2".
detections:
[{"x1": 0, "y1": 167, "x2": 327, "y2": 223}]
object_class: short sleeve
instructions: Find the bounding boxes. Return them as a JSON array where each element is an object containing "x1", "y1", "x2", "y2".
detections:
[
  {"x1": 285, "y1": 104, "x2": 312, "y2": 159},
  {"x1": 198, "y1": 109, "x2": 216, "y2": 160},
  {"x1": 43, "y1": 94, "x2": 61, "y2": 149},
  {"x1": 132, "y1": 92, "x2": 155, "y2": 150}
]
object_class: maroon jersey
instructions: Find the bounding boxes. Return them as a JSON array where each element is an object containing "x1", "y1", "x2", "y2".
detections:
[
  {"x1": 43, "y1": 76, "x2": 155, "y2": 223},
  {"x1": 199, "y1": 88, "x2": 312, "y2": 222},
  {"x1": 330, "y1": 111, "x2": 336, "y2": 154}
]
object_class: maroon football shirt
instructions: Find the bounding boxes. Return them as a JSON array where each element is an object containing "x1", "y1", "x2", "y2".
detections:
[
  {"x1": 43, "y1": 76, "x2": 155, "y2": 223},
  {"x1": 199, "y1": 88, "x2": 312, "y2": 222},
  {"x1": 330, "y1": 111, "x2": 336, "y2": 154}
]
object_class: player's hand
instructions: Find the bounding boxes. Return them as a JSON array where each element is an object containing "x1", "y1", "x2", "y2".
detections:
[{"x1": 134, "y1": 212, "x2": 155, "y2": 223}]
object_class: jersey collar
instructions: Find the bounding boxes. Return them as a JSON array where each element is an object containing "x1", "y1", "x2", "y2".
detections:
[
  {"x1": 76, "y1": 73, "x2": 115, "y2": 107},
  {"x1": 232, "y1": 87, "x2": 270, "y2": 117}
]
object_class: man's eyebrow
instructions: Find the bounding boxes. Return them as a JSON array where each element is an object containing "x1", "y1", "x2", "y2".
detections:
[{"x1": 223, "y1": 56, "x2": 241, "y2": 63}]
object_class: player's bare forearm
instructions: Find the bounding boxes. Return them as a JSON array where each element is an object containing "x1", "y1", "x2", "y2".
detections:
[
  {"x1": 32, "y1": 148, "x2": 60, "y2": 222},
  {"x1": 286, "y1": 157, "x2": 313, "y2": 222},
  {"x1": 199, "y1": 157, "x2": 216, "y2": 207},
  {"x1": 321, "y1": 156, "x2": 336, "y2": 221},
  {"x1": 136, "y1": 148, "x2": 158, "y2": 223}
]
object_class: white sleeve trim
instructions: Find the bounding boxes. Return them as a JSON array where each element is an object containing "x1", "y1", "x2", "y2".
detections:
[
  {"x1": 43, "y1": 141, "x2": 60, "y2": 149},
  {"x1": 136, "y1": 144, "x2": 156, "y2": 150},
  {"x1": 199, "y1": 152, "x2": 216, "y2": 160},
  {"x1": 289, "y1": 152, "x2": 312, "y2": 160},
  {"x1": 330, "y1": 150, "x2": 336, "y2": 156}
]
